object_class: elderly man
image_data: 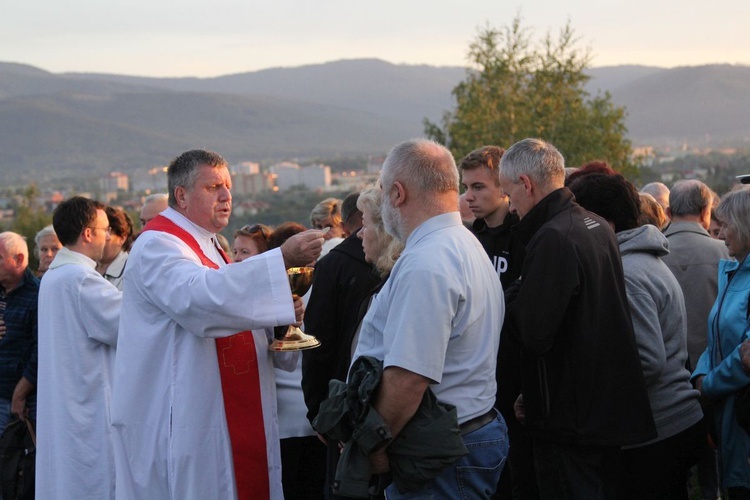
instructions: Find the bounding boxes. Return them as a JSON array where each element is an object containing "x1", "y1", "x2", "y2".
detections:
[
  {"x1": 663, "y1": 180, "x2": 730, "y2": 368},
  {"x1": 498, "y1": 138, "x2": 655, "y2": 499},
  {"x1": 0, "y1": 232, "x2": 39, "y2": 432},
  {"x1": 662, "y1": 179, "x2": 729, "y2": 500},
  {"x1": 138, "y1": 192, "x2": 168, "y2": 228},
  {"x1": 111, "y1": 149, "x2": 324, "y2": 499},
  {"x1": 351, "y1": 139, "x2": 507, "y2": 498},
  {"x1": 36, "y1": 197, "x2": 122, "y2": 499},
  {"x1": 33, "y1": 225, "x2": 62, "y2": 278},
  {"x1": 641, "y1": 182, "x2": 671, "y2": 215}
]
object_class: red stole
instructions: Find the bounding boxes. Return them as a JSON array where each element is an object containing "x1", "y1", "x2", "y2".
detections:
[{"x1": 143, "y1": 215, "x2": 269, "y2": 499}]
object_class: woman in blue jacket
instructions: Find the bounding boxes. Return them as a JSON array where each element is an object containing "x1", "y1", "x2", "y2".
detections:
[{"x1": 694, "y1": 185, "x2": 750, "y2": 498}]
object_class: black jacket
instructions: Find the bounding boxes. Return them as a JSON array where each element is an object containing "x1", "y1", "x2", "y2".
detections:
[
  {"x1": 302, "y1": 231, "x2": 381, "y2": 424},
  {"x1": 505, "y1": 188, "x2": 656, "y2": 447}
]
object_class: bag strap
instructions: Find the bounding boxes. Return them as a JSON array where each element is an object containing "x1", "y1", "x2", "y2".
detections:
[{"x1": 23, "y1": 417, "x2": 35, "y2": 447}]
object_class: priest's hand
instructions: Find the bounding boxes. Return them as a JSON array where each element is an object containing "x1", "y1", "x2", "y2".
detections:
[
  {"x1": 293, "y1": 295, "x2": 304, "y2": 326},
  {"x1": 281, "y1": 230, "x2": 325, "y2": 268},
  {"x1": 0, "y1": 320, "x2": 5, "y2": 339}
]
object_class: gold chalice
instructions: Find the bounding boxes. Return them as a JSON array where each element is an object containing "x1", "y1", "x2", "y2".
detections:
[{"x1": 268, "y1": 267, "x2": 322, "y2": 351}]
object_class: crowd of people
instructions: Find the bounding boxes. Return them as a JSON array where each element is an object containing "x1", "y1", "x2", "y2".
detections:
[{"x1": 1, "y1": 138, "x2": 749, "y2": 500}]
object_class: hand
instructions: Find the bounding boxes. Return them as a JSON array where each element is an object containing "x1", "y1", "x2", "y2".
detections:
[
  {"x1": 0, "y1": 320, "x2": 5, "y2": 340},
  {"x1": 11, "y1": 396, "x2": 26, "y2": 420},
  {"x1": 11, "y1": 378, "x2": 33, "y2": 419},
  {"x1": 741, "y1": 340, "x2": 750, "y2": 375},
  {"x1": 369, "y1": 449, "x2": 390, "y2": 474},
  {"x1": 293, "y1": 295, "x2": 305, "y2": 326},
  {"x1": 694, "y1": 375, "x2": 705, "y2": 396},
  {"x1": 514, "y1": 393, "x2": 525, "y2": 424},
  {"x1": 281, "y1": 230, "x2": 325, "y2": 268},
  {"x1": 316, "y1": 432, "x2": 328, "y2": 446}
]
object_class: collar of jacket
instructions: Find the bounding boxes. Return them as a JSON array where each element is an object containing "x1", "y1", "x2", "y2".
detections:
[
  {"x1": 663, "y1": 220, "x2": 711, "y2": 238},
  {"x1": 512, "y1": 187, "x2": 575, "y2": 246}
]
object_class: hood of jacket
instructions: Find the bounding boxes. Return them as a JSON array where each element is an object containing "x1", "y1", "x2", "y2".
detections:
[{"x1": 617, "y1": 224, "x2": 669, "y2": 258}]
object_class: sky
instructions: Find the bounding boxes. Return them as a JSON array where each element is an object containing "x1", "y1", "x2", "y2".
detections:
[{"x1": 2, "y1": 0, "x2": 748, "y2": 77}]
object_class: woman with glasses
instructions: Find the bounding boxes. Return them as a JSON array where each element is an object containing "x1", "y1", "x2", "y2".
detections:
[{"x1": 232, "y1": 223, "x2": 272, "y2": 263}]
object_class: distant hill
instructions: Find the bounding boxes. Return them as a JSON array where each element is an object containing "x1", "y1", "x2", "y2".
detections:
[
  {"x1": 69, "y1": 59, "x2": 467, "y2": 125},
  {"x1": 1, "y1": 59, "x2": 749, "y2": 185},
  {"x1": 604, "y1": 64, "x2": 750, "y2": 145}
]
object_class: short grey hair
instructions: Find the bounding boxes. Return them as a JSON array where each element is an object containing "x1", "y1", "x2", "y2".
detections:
[
  {"x1": 356, "y1": 184, "x2": 403, "y2": 276},
  {"x1": 669, "y1": 180, "x2": 712, "y2": 217},
  {"x1": 144, "y1": 193, "x2": 168, "y2": 206},
  {"x1": 0, "y1": 231, "x2": 29, "y2": 264},
  {"x1": 167, "y1": 150, "x2": 227, "y2": 207},
  {"x1": 34, "y1": 225, "x2": 57, "y2": 250},
  {"x1": 499, "y1": 138, "x2": 565, "y2": 190},
  {"x1": 380, "y1": 139, "x2": 459, "y2": 195},
  {"x1": 640, "y1": 182, "x2": 670, "y2": 204},
  {"x1": 715, "y1": 186, "x2": 750, "y2": 250}
]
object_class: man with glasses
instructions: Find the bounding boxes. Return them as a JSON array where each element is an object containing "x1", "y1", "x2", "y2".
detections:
[{"x1": 36, "y1": 196, "x2": 122, "y2": 499}]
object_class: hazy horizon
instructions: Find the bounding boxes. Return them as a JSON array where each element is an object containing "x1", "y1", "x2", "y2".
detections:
[
  {"x1": 3, "y1": 57, "x2": 748, "y2": 80},
  {"x1": 3, "y1": 0, "x2": 748, "y2": 78}
]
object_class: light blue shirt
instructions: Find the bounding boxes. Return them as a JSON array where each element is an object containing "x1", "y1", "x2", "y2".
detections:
[{"x1": 352, "y1": 212, "x2": 504, "y2": 423}]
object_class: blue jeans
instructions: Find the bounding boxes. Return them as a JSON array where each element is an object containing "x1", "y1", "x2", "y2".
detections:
[{"x1": 386, "y1": 410, "x2": 509, "y2": 499}]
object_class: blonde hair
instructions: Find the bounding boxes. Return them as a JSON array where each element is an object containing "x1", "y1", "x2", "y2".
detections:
[
  {"x1": 310, "y1": 198, "x2": 342, "y2": 227},
  {"x1": 356, "y1": 185, "x2": 403, "y2": 276}
]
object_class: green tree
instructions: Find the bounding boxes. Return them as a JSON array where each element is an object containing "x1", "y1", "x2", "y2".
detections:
[{"x1": 425, "y1": 17, "x2": 636, "y2": 177}]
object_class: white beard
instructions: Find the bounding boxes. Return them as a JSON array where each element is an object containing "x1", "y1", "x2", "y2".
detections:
[{"x1": 381, "y1": 197, "x2": 404, "y2": 243}]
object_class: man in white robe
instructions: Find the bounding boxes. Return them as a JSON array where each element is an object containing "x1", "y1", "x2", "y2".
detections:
[
  {"x1": 36, "y1": 196, "x2": 122, "y2": 499},
  {"x1": 111, "y1": 149, "x2": 324, "y2": 500}
]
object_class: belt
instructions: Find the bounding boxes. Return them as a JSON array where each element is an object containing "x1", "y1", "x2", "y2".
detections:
[{"x1": 459, "y1": 409, "x2": 496, "y2": 436}]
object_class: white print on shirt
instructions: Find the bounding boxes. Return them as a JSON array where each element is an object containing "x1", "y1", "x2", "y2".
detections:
[{"x1": 492, "y1": 256, "x2": 508, "y2": 277}]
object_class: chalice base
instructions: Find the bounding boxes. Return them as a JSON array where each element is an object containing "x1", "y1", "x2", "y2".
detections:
[{"x1": 268, "y1": 327, "x2": 321, "y2": 351}]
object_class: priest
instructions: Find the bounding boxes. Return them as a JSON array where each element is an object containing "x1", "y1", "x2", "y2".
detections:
[{"x1": 111, "y1": 149, "x2": 324, "y2": 499}]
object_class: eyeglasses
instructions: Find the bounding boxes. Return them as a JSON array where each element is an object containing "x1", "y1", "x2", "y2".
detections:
[
  {"x1": 88, "y1": 226, "x2": 112, "y2": 235},
  {"x1": 241, "y1": 224, "x2": 267, "y2": 240}
]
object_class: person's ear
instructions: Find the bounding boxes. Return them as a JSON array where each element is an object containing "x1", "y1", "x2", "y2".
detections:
[
  {"x1": 81, "y1": 227, "x2": 93, "y2": 244},
  {"x1": 174, "y1": 186, "x2": 188, "y2": 209},
  {"x1": 519, "y1": 174, "x2": 533, "y2": 197},
  {"x1": 392, "y1": 181, "x2": 407, "y2": 207}
]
